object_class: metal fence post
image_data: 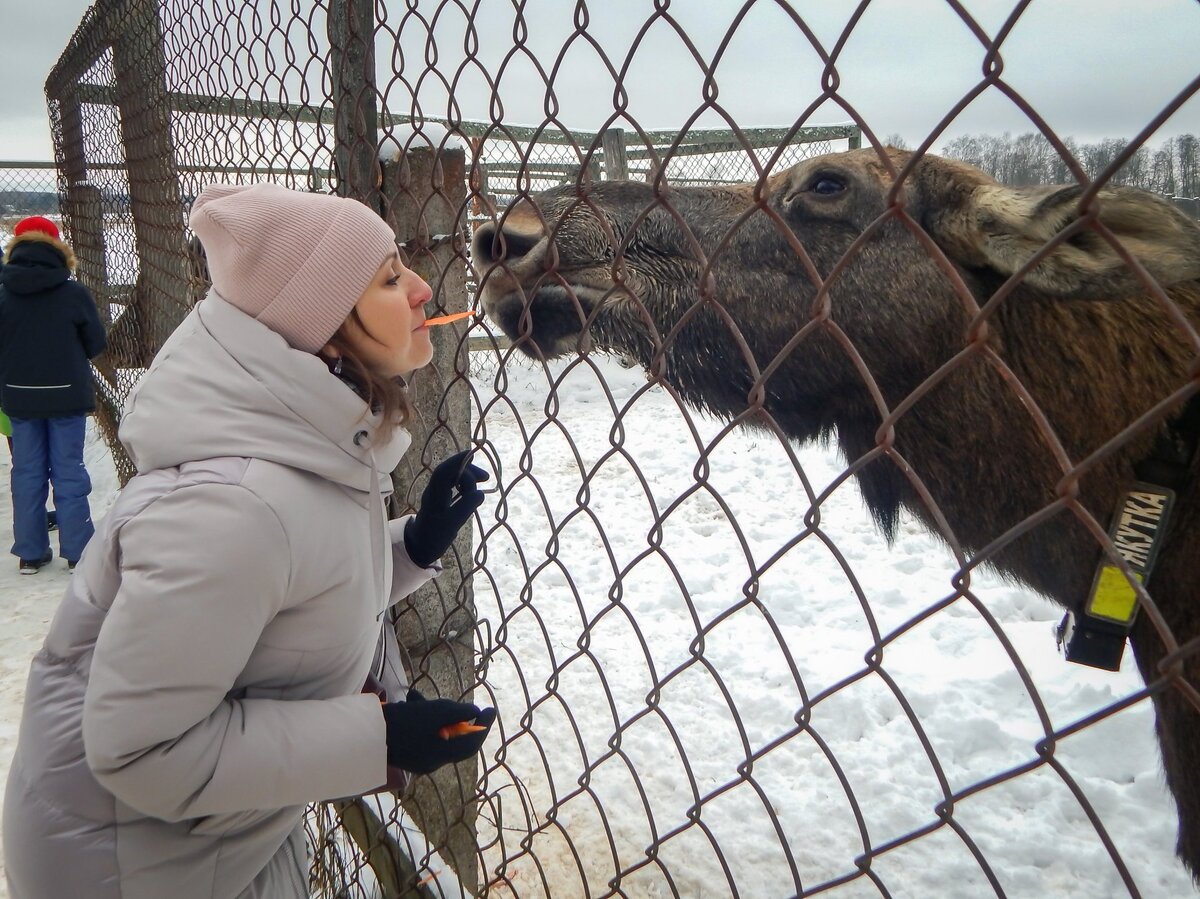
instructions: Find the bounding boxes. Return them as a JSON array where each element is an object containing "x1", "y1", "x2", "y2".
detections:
[{"x1": 381, "y1": 144, "x2": 479, "y2": 896}]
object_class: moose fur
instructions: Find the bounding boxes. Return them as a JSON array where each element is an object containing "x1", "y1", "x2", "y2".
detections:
[{"x1": 473, "y1": 148, "x2": 1200, "y2": 879}]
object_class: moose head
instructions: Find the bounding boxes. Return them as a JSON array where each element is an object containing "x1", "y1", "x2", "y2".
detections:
[{"x1": 474, "y1": 147, "x2": 1200, "y2": 879}]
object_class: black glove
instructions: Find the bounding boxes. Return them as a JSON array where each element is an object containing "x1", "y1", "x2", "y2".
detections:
[
  {"x1": 382, "y1": 688, "x2": 497, "y2": 774},
  {"x1": 403, "y1": 449, "x2": 489, "y2": 568}
]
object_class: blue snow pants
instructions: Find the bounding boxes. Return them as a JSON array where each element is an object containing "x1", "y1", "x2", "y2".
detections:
[{"x1": 9, "y1": 416, "x2": 93, "y2": 563}]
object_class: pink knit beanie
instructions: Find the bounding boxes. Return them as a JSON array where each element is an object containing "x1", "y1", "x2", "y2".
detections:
[{"x1": 189, "y1": 183, "x2": 398, "y2": 352}]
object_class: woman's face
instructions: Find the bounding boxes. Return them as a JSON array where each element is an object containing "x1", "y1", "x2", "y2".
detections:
[{"x1": 332, "y1": 254, "x2": 434, "y2": 377}]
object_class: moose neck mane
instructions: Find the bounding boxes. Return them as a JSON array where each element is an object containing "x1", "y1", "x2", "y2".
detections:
[{"x1": 595, "y1": 276, "x2": 1199, "y2": 610}]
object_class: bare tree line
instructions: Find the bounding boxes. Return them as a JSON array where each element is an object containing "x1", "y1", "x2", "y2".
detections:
[{"x1": 931, "y1": 132, "x2": 1200, "y2": 202}]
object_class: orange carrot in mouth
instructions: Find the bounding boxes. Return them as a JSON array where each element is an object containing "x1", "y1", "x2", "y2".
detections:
[
  {"x1": 424, "y1": 311, "x2": 473, "y2": 327},
  {"x1": 439, "y1": 721, "x2": 488, "y2": 740}
]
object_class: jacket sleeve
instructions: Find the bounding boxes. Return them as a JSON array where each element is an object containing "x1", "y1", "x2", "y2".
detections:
[
  {"x1": 387, "y1": 514, "x2": 440, "y2": 607},
  {"x1": 82, "y1": 483, "x2": 388, "y2": 822},
  {"x1": 0, "y1": 295, "x2": 9, "y2": 387},
  {"x1": 74, "y1": 283, "x2": 107, "y2": 359}
]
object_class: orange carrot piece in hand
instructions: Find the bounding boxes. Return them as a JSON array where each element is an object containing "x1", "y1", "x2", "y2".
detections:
[
  {"x1": 424, "y1": 311, "x2": 473, "y2": 327},
  {"x1": 416, "y1": 870, "x2": 443, "y2": 887},
  {"x1": 439, "y1": 720, "x2": 488, "y2": 740}
]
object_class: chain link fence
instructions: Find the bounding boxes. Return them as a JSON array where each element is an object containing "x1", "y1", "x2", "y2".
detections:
[
  {"x1": 36, "y1": 1, "x2": 1200, "y2": 897},
  {"x1": 0, "y1": 163, "x2": 62, "y2": 250}
]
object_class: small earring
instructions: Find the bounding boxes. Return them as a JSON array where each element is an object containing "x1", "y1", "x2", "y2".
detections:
[{"x1": 333, "y1": 357, "x2": 343, "y2": 375}]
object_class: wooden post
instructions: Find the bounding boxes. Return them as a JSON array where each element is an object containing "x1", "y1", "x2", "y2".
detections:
[
  {"x1": 53, "y1": 93, "x2": 88, "y2": 189},
  {"x1": 468, "y1": 136, "x2": 493, "y2": 216},
  {"x1": 602, "y1": 126, "x2": 628, "y2": 181},
  {"x1": 52, "y1": 91, "x2": 110, "y2": 321},
  {"x1": 381, "y1": 145, "x2": 479, "y2": 896},
  {"x1": 328, "y1": 0, "x2": 379, "y2": 207},
  {"x1": 52, "y1": 88, "x2": 127, "y2": 477},
  {"x1": 645, "y1": 152, "x2": 664, "y2": 184},
  {"x1": 71, "y1": 184, "x2": 112, "y2": 324},
  {"x1": 330, "y1": 4, "x2": 483, "y2": 892},
  {"x1": 110, "y1": 0, "x2": 191, "y2": 365}
]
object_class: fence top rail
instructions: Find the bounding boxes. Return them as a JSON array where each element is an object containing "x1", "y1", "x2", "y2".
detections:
[
  {"x1": 0, "y1": 161, "x2": 61, "y2": 170},
  {"x1": 56, "y1": 82, "x2": 859, "y2": 151},
  {"x1": 633, "y1": 125, "x2": 859, "y2": 144}
]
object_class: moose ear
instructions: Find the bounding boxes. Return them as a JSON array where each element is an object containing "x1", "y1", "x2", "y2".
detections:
[{"x1": 927, "y1": 181, "x2": 1200, "y2": 298}]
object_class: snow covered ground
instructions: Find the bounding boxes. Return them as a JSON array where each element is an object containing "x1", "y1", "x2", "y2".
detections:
[
  {"x1": 0, "y1": 351, "x2": 1194, "y2": 897},
  {"x1": 469, "y1": 353, "x2": 1196, "y2": 898}
]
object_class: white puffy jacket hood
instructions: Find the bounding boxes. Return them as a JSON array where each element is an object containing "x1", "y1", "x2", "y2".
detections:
[{"x1": 119, "y1": 290, "x2": 411, "y2": 492}]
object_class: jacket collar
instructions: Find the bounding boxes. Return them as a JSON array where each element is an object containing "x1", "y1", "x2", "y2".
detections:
[
  {"x1": 1, "y1": 242, "x2": 71, "y2": 294},
  {"x1": 119, "y1": 291, "x2": 411, "y2": 493}
]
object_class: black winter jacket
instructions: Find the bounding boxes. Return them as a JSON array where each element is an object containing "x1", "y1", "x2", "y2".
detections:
[{"x1": 0, "y1": 234, "x2": 107, "y2": 419}]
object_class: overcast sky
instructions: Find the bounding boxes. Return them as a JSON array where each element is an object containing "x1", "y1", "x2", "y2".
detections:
[{"x1": 1, "y1": 0, "x2": 1197, "y2": 161}]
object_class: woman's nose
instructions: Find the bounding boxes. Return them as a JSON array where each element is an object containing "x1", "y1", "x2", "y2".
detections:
[{"x1": 410, "y1": 275, "x2": 433, "y2": 306}]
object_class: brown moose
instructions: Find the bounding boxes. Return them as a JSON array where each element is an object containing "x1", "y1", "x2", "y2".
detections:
[{"x1": 472, "y1": 148, "x2": 1200, "y2": 879}]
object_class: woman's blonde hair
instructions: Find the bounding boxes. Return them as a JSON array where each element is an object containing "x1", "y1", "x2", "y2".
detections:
[{"x1": 320, "y1": 309, "x2": 413, "y2": 441}]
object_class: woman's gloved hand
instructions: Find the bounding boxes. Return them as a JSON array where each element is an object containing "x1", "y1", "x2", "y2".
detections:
[
  {"x1": 382, "y1": 688, "x2": 496, "y2": 774},
  {"x1": 403, "y1": 449, "x2": 489, "y2": 567}
]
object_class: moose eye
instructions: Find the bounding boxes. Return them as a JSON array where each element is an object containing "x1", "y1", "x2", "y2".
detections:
[{"x1": 809, "y1": 174, "x2": 847, "y2": 196}]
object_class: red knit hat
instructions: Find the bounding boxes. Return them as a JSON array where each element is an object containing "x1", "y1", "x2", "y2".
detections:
[{"x1": 13, "y1": 216, "x2": 60, "y2": 241}]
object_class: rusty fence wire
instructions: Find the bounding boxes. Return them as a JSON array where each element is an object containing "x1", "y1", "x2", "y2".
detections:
[
  {"x1": 39, "y1": 1, "x2": 1200, "y2": 898},
  {"x1": 0, "y1": 162, "x2": 63, "y2": 260}
]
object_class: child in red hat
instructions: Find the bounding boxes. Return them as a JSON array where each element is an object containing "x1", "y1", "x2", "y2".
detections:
[{"x1": 0, "y1": 215, "x2": 104, "y2": 573}]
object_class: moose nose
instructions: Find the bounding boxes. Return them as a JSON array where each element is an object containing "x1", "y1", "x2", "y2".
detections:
[{"x1": 471, "y1": 203, "x2": 546, "y2": 268}]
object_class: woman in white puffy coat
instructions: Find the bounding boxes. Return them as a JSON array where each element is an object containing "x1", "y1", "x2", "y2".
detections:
[{"x1": 3, "y1": 183, "x2": 495, "y2": 898}]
